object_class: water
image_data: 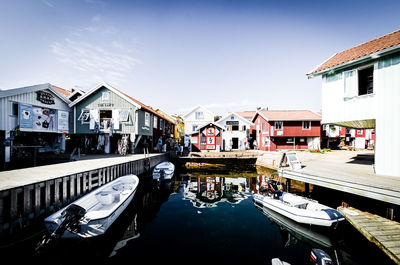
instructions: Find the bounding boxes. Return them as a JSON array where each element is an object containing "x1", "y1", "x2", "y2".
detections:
[{"x1": 0, "y1": 170, "x2": 396, "y2": 265}]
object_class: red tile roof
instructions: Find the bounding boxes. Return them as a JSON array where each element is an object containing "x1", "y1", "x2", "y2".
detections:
[
  {"x1": 235, "y1": 111, "x2": 256, "y2": 120},
  {"x1": 257, "y1": 110, "x2": 321, "y2": 121},
  {"x1": 52, "y1": 85, "x2": 72, "y2": 97},
  {"x1": 310, "y1": 29, "x2": 400, "y2": 75},
  {"x1": 109, "y1": 84, "x2": 175, "y2": 124}
]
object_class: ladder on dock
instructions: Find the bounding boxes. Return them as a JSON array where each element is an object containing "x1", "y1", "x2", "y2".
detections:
[{"x1": 338, "y1": 206, "x2": 400, "y2": 265}]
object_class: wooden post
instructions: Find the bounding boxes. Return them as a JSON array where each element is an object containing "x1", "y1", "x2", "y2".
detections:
[
  {"x1": 34, "y1": 183, "x2": 41, "y2": 216},
  {"x1": 70, "y1": 175, "x2": 76, "y2": 199},
  {"x1": 45, "y1": 180, "x2": 52, "y2": 211},
  {"x1": 286, "y1": 179, "x2": 291, "y2": 193}
]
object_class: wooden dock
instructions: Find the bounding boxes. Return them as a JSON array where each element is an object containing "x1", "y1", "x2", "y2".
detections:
[
  {"x1": 338, "y1": 206, "x2": 400, "y2": 265},
  {"x1": 0, "y1": 153, "x2": 169, "y2": 234},
  {"x1": 261, "y1": 151, "x2": 400, "y2": 205}
]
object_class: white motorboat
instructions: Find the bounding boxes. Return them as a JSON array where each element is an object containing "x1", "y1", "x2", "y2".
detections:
[
  {"x1": 253, "y1": 180, "x2": 344, "y2": 228},
  {"x1": 44, "y1": 174, "x2": 139, "y2": 238},
  {"x1": 153, "y1": 161, "x2": 175, "y2": 180}
]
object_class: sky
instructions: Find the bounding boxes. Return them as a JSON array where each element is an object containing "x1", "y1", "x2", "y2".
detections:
[{"x1": 0, "y1": 0, "x2": 399, "y2": 116}]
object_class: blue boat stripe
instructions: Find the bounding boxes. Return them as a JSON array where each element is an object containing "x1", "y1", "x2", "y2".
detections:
[{"x1": 253, "y1": 196, "x2": 342, "y2": 222}]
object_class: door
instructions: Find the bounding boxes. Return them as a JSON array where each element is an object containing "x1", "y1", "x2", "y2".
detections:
[{"x1": 232, "y1": 137, "x2": 239, "y2": 149}]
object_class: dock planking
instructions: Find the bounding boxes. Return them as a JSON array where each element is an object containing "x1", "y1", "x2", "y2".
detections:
[{"x1": 338, "y1": 206, "x2": 400, "y2": 264}]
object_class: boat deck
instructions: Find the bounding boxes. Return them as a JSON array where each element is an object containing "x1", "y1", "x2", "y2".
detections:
[{"x1": 338, "y1": 206, "x2": 400, "y2": 265}]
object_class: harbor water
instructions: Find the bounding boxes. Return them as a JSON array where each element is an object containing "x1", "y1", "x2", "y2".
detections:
[{"x1": 0, "y1": 169, "x2": 396, "y2": 265}]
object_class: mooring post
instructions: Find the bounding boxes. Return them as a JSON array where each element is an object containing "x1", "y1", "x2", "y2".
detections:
[
  {"x1": 286, "y1": 179, "x2": 291, "y2": 192},
  {"x1": 304, "y1": 182, "x2": 310, "y2": 196}
]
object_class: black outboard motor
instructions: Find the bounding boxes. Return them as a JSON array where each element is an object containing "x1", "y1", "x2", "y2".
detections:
[
  {"x1": 310, "y1": 249, "x2": 333, "y2": 265},
  {"x1": 37, "y1": 204, "x2": 86, "y2": 253},
  {"x1": 160, "y1": 169, "x2": 165, "y2": 180},
  {"x1": 267, "y1": 180, "x2": 282, "y2": 199}
]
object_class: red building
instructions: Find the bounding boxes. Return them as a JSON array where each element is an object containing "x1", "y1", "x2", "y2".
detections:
[
  {"x1": 190, "y1": 122, "x2": 225, "y2": 151},
  {"x1": 251, "y1": 110, "x2": 321, "y2": 151}
]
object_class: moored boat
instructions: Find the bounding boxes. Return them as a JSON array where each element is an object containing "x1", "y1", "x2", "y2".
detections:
[
  {"x1": 253, "y1": 180, "x2": 344, "y2": 228},
  {"x1": 153, "y1": 161, "x2": 175, "y2": 180},
  {"x1": 44, "y1": 174, "x2": 139, "y2": 238}
]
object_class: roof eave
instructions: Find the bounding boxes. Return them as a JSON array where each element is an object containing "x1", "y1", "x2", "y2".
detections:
[{"x1": 307, "y1": 44, "x2": 400, "y2": 79}]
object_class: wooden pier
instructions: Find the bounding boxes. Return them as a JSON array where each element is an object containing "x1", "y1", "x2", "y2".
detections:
[
  {"x1": 338, "y1": 206, "x2": 400, "y2": 265},
  {"x1": 256, "y1": 151, "x2": 400, "y2": 205},
  {"x1": 0, "y1": 153, "x2": 169, "y2": 234}
]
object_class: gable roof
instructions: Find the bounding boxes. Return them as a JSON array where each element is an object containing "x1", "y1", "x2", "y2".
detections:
[
  {"x1": 182, "y1": 105, "x2": 215, "y2": 119},
  {"x1": 252, "y1": 110, "x2": 321, "y2": 122},
  {"x1": 308, "y1": 29, "x2": 400, "y2": 77},
  {"x1": 189, "y1": 122, "x2": 225, "y2": 135},
  {"x1": 0, "y1": 83, "x2": 71, "y2": 104},
  {"x1": 69, "y1": 82, "x2": 174, "y2": 122},
  {"x1": 69, "y1": 82, "x2": 141, "y2": 109},
  {"x1": 234, "y1": 111, "x2": 256, "y2": 121},
  {"x1": 217, "y1": 112, "x2": 254, "y2": 126}
]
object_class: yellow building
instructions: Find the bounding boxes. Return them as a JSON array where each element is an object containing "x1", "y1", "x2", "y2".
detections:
[{"x1": 155, "y1": 109, "x2": 184, "y2": 145}]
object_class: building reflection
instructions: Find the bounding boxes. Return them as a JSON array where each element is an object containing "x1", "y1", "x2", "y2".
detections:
[{"x1": 183, "y1": 175, "x2": 252, "y2": 208}]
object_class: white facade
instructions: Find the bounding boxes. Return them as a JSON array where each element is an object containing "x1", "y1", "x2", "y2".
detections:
[
  {"x1": 182, "y1": 105, "x2": 215, "y2": 136},
  {"x1": 216, "y1": 113, "x2": 253, "y2": 151},
  {"x1": 318, "y1": 54, "x2": 400, "y2": 177}
]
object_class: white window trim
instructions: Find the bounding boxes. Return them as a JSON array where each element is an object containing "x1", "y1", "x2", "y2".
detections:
[
  {"x1": 144, "y1": 112, "x2": 150, "y2": 127},
  {"x1": 302, "y1": 121, "x2": 311, "y2": 130},
  {"x1": 275, "y1": 121, "x2": 283, "y2": 131},
  {"x1": 78, "y1": 108, "x2": 91, "y2": 124}
]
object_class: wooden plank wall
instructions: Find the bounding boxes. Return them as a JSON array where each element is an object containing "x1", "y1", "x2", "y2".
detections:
[{"x1": 0, "y1": 154, "x2": 168, "y2": 234}]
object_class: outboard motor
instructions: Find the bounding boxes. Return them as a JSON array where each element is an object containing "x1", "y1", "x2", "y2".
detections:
[
  {"x1": 160, "y1": 169, "x2": 165, "y2": 180},
  {"x1": 267, "y1": 180, "x2": 282, "y2": 199},
  {"x1": 37, "y1": 204, "x2": 86, "y2": 253},
  {"x1": 310, "y1": 249, "x2": 333, "y2": 265}
]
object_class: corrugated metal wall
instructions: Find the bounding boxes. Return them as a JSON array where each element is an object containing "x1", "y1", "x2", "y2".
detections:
[{"x1": 0, "y1": 89, "x2": 70, "y2": 132}]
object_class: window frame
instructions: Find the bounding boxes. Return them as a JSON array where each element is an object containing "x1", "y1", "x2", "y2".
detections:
[
  {"x1": 302, "y1": 121, "x2": 311, "y2": 130},
  {"x1": 274, "y1": 121, "x2": 283, "y2": 131}
]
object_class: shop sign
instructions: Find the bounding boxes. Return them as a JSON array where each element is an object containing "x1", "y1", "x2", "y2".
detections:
[
  {"x1": 36, "y1": 91, "x2": 55, "y2": 105},
  {"x1": 19, "y1": 104, "x2": 33, "y2": 128},
  {"x1": 226, "y1": 121, "x2": 239, "y2": 125},
  {"x1": 58, "y1": 110, "x2": 69, "y2": 131},
  {"x1": 98, "y1": 103, "x2": 114, "y2": 107},
  {"x1": 33, "y1": 107, "x2": 57, "y2": 132}
]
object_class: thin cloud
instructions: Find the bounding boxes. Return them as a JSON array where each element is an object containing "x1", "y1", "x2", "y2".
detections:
[
  {"x1": 42, "y1": 0, "x2": 54, "y2": 8},
  {"x1": 50, "y1": 38, "x2": 141, "y2": 87}
]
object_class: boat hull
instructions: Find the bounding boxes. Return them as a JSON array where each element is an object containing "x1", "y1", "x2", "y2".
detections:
[
  {"x1": 153, "y1": 161, "x2": 175, "y2": 180},
  {"x1": 253, "y1": 193, "x2": 344, "y2": 227},
  {"x1": 45, "y1": 174, "x2": 139, "y2": 238}
]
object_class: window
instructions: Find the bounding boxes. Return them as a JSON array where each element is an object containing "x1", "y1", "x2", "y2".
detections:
[
  {"x1": 262, "y1": 123, "x2": 265, "y2": 132},
  {"x1": 275, "y1": 121, "x2": 283, "y2": 130},
  {"x1": 145, "y1": 112, "x2": 150, "y2": 127},
  {"x1": 119, "y1": 109, "x2": 130, "y2": 122},
  {"x1": 102, "y1": 92, "x2": 110, "y2": 101},
  {"x1": 344, "y1": 70, "x2": 357, "y2": 99},
  {"x1": 195, "y1": 111, "x2": 204, "y2": 120},
  {"x1": 153, "y1": 116, "x2": 158, "y2": 129},
  {"x1": 357, "y1": 130, "x2": 363, "y2": 135},
  {"x1": 232, "y1": 125, "x2": 239, "y2": 131},
  {"x1": 12, "y1": 102, "x2": 18, "y2": 116},
  {"x1": 242, "y1": 125, "x2": 246, "y2": 131},
  {"x1": 100, "y1": 110, "x2": 112, "y2": 130},
  {"x1": 358, "y1": 66, "x2": 373, "y2": 95},
  {"x1": 302, "y1": 121, "x2": 311, "y2": 130},
  {"x1": 192, "y1": 125, "x2": 198, "y2": 132}
]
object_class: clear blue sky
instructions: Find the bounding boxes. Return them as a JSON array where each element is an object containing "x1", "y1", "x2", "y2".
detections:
[{"x1": 1, "y1": 0, "x2": 399, "y2": 116}]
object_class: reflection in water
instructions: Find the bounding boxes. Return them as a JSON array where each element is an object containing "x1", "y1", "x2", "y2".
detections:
[
  {"x1": 183, "y1": 175, "x2": 250, "y2": 208},
  {"x1": 2, "y1": 172, "x2": 396, "y2": 265}
]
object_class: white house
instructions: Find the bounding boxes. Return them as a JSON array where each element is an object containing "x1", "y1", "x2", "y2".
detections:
[
  {"x1": 182, "y1": 105, "x2": 215, "y2": 141},
  {"x1": 216, "y1": 112, "x2": 253, "y2": 151},
  {"x1": 307, "y1": 29, "x2": 400, "y2": 177}
]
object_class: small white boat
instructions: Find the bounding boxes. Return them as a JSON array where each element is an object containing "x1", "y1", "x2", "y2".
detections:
[
  {"x1": 253, "y1": 183, "x2": 344, "y2": 228},
  {"x1": 45, "y1": 174, "x2": 139, "y2": 238},
  {"x1": 153, "y1": 161, "x2": 175, "y2": 180}
]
